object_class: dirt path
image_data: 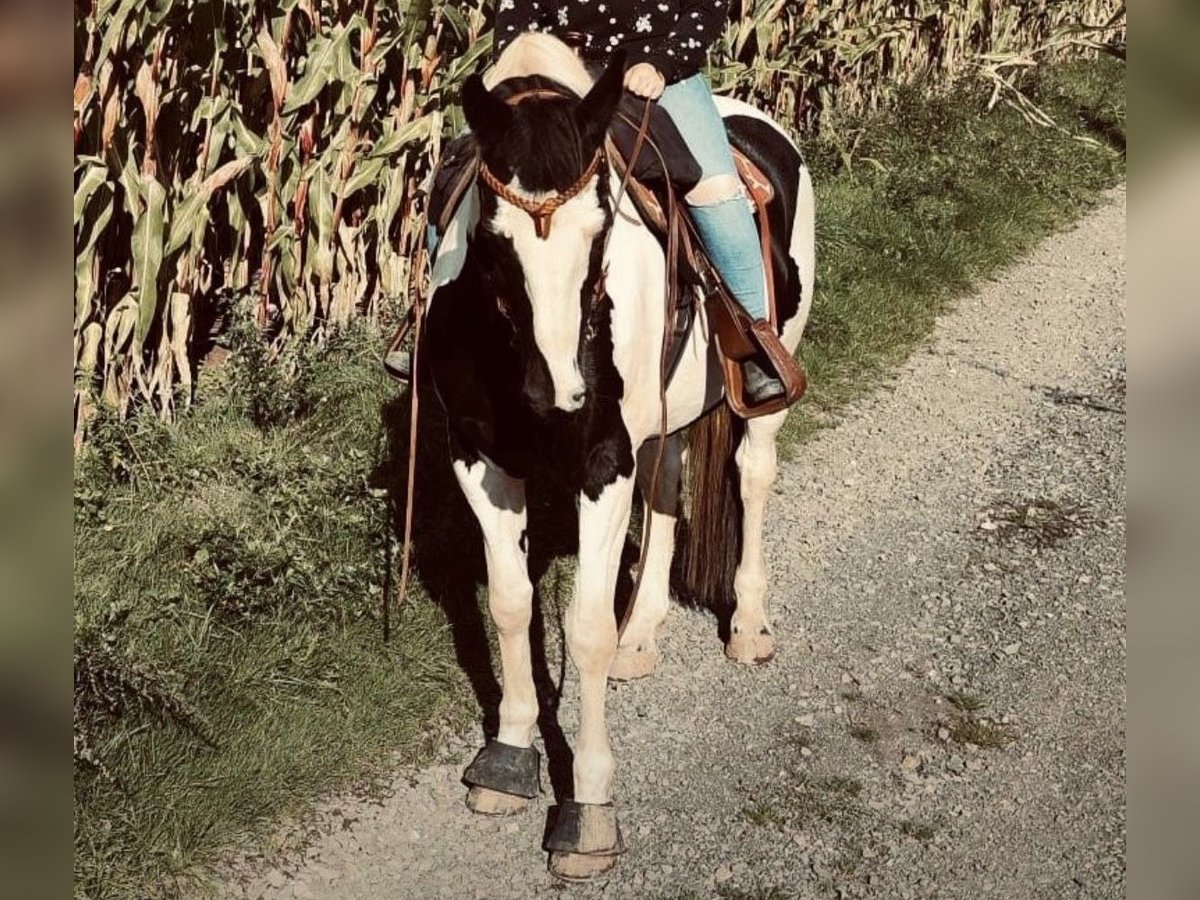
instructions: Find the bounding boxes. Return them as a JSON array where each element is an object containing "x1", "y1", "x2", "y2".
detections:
[{"x1": 223, "y1": 188, "x2": 1126, "y2": 900}]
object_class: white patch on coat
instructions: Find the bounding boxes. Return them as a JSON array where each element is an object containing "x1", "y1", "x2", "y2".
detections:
[
  {"x1": 783, "y1": 163, "x2": 817, "y2": 351},
  {"x1": 452, "y1": 459, "x2": 538, "y2": 748},
  {"x1": 486, "y1": 33, "x2": 595, "y2": 96},
  {"x1": 488, "y1": 176, "x2": 607, "y2": 411}
]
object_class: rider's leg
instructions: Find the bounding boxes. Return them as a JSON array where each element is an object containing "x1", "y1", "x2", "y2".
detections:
[
  {"x1": 657, "y1": 74, "x2": 768, "y2": 323},
  {"x1": 657, "y1": 74, "x2": 781, "y2": 402}
]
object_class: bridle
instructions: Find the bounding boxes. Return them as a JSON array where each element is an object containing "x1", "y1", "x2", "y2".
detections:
[
  {"x1": 476, "y1": 87, "x2": 605, "y2": 240},
  {"x1": 479, "y1": 147, "x2": 603, "y2": 240}
]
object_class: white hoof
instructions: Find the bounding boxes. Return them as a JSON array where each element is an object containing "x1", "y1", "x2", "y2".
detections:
[
  {"x1": 725, "y1": 625, "x2": 776, "y2": 666},
  {"x1": 465, "y1": 785, "x2": 530, "y2": 816},
  {"x1": 609, "y1": 642, "x2": 659, "y2": 681},
  {"x1": 548, "y1": 850, "x2": 619, "y2": 881}
]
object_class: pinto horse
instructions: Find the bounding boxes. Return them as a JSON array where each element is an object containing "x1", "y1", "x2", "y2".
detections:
[{"x1": 420, "y1": 34, "x2": 814, "y2": 879}]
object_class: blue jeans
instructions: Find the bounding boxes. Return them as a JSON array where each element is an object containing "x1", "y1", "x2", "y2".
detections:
[{"x1": 657, "y1": 74, "x2": 768, "y2": 321}]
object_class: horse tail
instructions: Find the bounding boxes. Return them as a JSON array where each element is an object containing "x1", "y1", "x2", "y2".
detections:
[{"x1": 679, "y1": 403, "x2": 743, "y2": 610}]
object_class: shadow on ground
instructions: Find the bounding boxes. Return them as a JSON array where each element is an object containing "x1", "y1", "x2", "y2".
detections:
[{"x1": 371, "y1": 380, "x2": 738, "y2": 803}]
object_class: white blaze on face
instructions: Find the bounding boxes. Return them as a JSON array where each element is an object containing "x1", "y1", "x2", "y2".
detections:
[{"x1": 489, "y1": 178, "x2": 605, "y2": 411}]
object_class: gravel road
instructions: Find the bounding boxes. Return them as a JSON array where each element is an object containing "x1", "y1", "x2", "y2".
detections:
[{"x1": 223, "y1": 188, "x2": 1126, "y2": 900}]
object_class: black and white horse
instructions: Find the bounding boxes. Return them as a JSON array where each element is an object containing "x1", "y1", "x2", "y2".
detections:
[{"x1": 421, "y1": 34, "x2": 814, "y2": 878}]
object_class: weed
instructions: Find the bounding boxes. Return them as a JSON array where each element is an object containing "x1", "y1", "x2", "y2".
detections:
[
  {"x1": 816, "y1": 775, "x2": 864, "y2": 798},
  {"x1": 744, "y1": 800, "x2": 784, "y2": 827},
  {"x1": 717, "y1": 888, "x2": 795, "y2": 900},
  {"x1": 946, "y1": 690, "x2": 987, "y2": 713},
  {"x1": 983, "y1": 498, "x2": 1086, "y2": 548}
]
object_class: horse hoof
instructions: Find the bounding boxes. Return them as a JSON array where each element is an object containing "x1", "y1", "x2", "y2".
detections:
[
  {"x1": 544, "y1": 801, "x2": 625, "y2": 878},
  {"x1": 465, "y1": 785, "x2": 530, "y2": 816},
  {"x1": 609, "y1": 643, "x2": 659, "y2": 681},
  {"x1": 726, "y1": 626, "x2": 776, "y2": 666},
  {"x1": 548, "y1": 850, "x2": 619, "y2": 881}
]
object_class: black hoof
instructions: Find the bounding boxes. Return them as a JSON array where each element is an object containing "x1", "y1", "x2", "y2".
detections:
[
  {"x1": 462, "y1": 741, "x2": 541, "y2": 799},
  {"x1": 544, "y1": 801, "x2": 625, "y2": 856}
]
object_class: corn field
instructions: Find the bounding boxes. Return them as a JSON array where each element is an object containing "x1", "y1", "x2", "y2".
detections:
[{"x1": 72, "y1": 0, "x2": 1125, "y2": 444}]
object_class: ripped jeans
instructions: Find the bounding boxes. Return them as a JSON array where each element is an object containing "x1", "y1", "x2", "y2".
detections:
[{"x1": 657, "y1": 73, "x2": 768, "y2": 321}]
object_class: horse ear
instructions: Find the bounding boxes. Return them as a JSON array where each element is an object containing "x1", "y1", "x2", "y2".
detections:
[
  {"x1": 462, "y1": 74, "x2": 512, "y2": 146},
  {"x1": 575, "y1": 50, "x2": 627, "y2": 148}
]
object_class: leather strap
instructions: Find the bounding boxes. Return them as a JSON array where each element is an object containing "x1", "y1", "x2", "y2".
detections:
[
  {"x1": 385, "y1": 244, "x2": 428, "y2": 641},
  {"x1": 479, "y1": 148, "x2": 604, "y2": 239}
]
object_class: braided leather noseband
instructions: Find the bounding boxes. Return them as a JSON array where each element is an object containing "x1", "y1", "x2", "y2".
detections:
[{"x1": 478, "y1": 87, "x2": 604, "y2": 240}]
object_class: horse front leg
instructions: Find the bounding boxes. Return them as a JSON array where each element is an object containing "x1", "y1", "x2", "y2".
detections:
[
  {"x1": 545, "y1": 470, "x2": 635, "y2": 880},
  {"x1": 727, "y1": 410, "x2": 787, "y2": 665},
  {"x1": 453, "y1": 458, "x2": 541, "y2": 816}
]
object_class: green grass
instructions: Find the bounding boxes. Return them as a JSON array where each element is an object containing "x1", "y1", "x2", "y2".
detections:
[
  {"x1": 74, "y1": 323, "x2": 481, "y2": 897},
  {"x1": 784, "y1": 55, "x2": 1126, "y2": 448},
  {"x1": 73, "y1": 57, "x2": 1124, "y2": 899}
]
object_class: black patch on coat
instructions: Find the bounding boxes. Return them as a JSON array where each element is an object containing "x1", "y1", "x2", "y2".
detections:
[{"x1": 636, "y1": 432, "x2": 684, "y2": 517}]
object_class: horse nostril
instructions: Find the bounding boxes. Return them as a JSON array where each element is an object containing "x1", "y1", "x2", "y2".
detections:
[{"x1": 569, "y1": 389, "x2": 586, "y2": 408}]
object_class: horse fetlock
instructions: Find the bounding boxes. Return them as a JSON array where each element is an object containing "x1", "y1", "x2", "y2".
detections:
[
  {"x1": 734, "y1": 566, "x2": 768, "y2": 606},
  {"x1": 497, "y1": 695, "x2": 538, "y2": 746},
  {"x1": 571, "y1": 746, "x2": 616, "y2": 805}
]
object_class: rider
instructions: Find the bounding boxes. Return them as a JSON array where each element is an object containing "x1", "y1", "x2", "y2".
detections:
[{"x1": 387, "y1": 0, "x2": 785, "y2": 402}]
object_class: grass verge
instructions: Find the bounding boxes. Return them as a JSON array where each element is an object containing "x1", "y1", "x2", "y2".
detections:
[{"x1": 73, "y1": 57, "x2": 1124, "y2": 899}]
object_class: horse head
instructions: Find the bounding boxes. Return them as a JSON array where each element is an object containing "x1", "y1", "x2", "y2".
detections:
[{"x1": 462, "y1": 54, "x2": 626, "y2": 414}]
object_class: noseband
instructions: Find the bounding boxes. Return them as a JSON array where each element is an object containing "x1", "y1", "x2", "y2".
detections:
[{"x1": 477, "y1": 87, "x2": 604, "y2": 240}]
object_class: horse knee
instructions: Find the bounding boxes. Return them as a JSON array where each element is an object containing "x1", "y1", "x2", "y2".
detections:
[
  {"x1": 488, "y1": 575, "x2": 533, "y2": 633},
  {"x1": 685, "y1": 174, "x2": 745, "y2": 207},
  {"x1": 565, "y1": 609, "x2": 618, "y2": 673}
]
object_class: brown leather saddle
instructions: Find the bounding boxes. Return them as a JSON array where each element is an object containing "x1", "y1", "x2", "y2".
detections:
[
  {"x1": 603, "y1": 136, "x2": 806, "y2": 418},
  {"x1": 424, "y1": 117, "x2": 806, "y2": 419}
]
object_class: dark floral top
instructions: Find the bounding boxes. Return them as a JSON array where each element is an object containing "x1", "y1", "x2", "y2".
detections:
[{"x1": 493, "y1": 0, "x2": 730, "y2": 84}]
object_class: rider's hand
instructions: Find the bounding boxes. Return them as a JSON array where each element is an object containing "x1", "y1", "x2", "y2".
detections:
[{"x1": 624, "y1": 63, "x2": 665, "y2": 100}]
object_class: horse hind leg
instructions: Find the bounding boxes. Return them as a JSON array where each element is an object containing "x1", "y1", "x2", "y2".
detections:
[
  {"x1": 727, "y1": 409, "x2": 786, "y2": 665},
  {"x1": 610, "y1": 435, "x2": 683, "y2": 681},
  {"x1": 452, "y1": 458, "x2": 539, "y2": 816}
]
